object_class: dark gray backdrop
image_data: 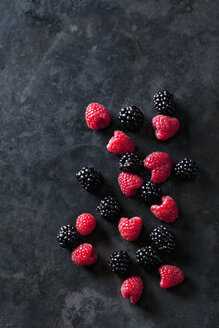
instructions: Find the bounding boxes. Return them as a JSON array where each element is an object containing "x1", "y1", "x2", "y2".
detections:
[{"x1": 0, "y1": 1, "x2": 218, "y2": 328}]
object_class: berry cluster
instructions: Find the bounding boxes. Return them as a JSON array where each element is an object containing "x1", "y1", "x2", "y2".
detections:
[{"x1": 57, "y1": 94, "x2": 198, "y2": 304}]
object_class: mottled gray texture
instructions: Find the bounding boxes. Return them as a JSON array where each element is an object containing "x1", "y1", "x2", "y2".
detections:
[{"x1": 0, "y1": 0, "x2": 218, "y2": 327}]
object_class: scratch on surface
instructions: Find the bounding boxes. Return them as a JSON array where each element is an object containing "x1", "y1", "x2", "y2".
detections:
[{"x1": 0, "y1": 272, "x2": 24, "y2": 280}]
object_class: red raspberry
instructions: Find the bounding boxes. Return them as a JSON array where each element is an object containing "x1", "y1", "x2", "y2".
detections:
[
  {"x1": 118, "y1": 217, "x2": 142, "y2": 241},
  {"x1": 152, "y1": 115, "x2": 180, "y2": 140},
  {"x1": 118, "y1": 172, "x2": 143, "y2": 196},
  {"x1": 71, "y1": 243, "x2": 98, "y2": 266},
  {"x1": 144, "y1": 152, "x2": 172, "y2": 183},
  {"x1": 159, "y1": 265, "x2": 184, "y2": 288},
  {"x1": 107, "y1": 131, "x2": 135, "y2": 155},
  {"x1": 121, "y1": 276, "x2": 143, "y2": 303},
  {"x1": 76, "y1": 213, "x2": 96, "y2": 236},
  {"x1": 85, "y1": 103, "x2": 111, "y2": 130},
  {"x1": 151, "y1": 195, "x2": 178, "y2": 223}
]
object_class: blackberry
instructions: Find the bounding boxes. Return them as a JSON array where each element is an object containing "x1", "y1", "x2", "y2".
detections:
[
  {"x1": 149, "y1": 225, "x2": 176, "y2": 254},
  {"x1": 96, "y1": 196, "x2": 121, "y2": 219},
  {"x1": 108, "y1": 250, "x2": 131, "y2": 274},
  {"x1": 153, "y1": 90, "x2": 176, "y2": 116},
  {"x1": 136, "y1": 246, "x2": 162, "y2": 269},
  {"x1": 76, "y1": 166, "x2": 103, "y2": 191},
  {"x1": 119, "y1": 152, "x2": 143, "y2": 174},
  {"x1": 57, "y1": 225, "x2": 82, "y2": 249},
  {"x1": 139, "y1": 181, "x2": 162, "y2": 206},
  {"x1": 174, "y1": 157, "x2": 198, "y2": 180},
  {"x1": 119, "y1": 105, "x2": 144, "y2": 130}
]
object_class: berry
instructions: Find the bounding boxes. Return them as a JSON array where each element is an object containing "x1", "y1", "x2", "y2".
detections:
[
  {"x1": 119, "y1": 152, "x2": 143, "y2": 174},
  {"x1": 76, "y1": 167, "x2": 103, "y2": 192},
  {"x1": 119, "y1": 106, "x2": 144, "y2": 130},
  {"x1": 159, "y1": 265, "x2": 184, "y2": 288},
  {"x1": 76, "y1": 213, "x2": 96, "y2": 236},
  {"x1": 57, "y1": 225, "x2": 82, "y2": 249},
  {"x1": 118, "y1": 172, "x2": 143, "y2": 197},
  {"x1": 174, "y1": 157, "x2": 198, "y2": 180},
  {"x1": 153, "y1": 90, "x2": 176, "y2": 116},
  {"x1": 149, "y1": 225, "x2": 176, "y2": 254},
  {"x1": 144, "y1": 152, "x2": 172, "y2": 184},
  {"x1": 121, "y1": 276, "x2": 143, "y2": 304},
  {"x1": 107, "y1": 130, "x2": 135, "y2": 155},
  {"x1": 118, "y1": 217, "x2": 142, "y2": 241},
  {"x1": 108, "y1": 250, "x2": 131, "y2": 274},
  {"x1": 139, "y1": 181, "x2": 162, "y2": 206},
  {"x1": 152, "y1": 115, "x2": 180, "y2": 140},
  {"x1": 136, "y1": 246, "x2": 162, "y2": 269},
  {"x1": 85, "y1": 103, "x2": 111, "y2": 130},
  {"x1": 72, "y1": 243, "x2": 98, "y2": 266},
  {"x1": 151, "y1": 196, "x2": 178, "y2": 223},
  {"x1": 96, "y1": 196, "x2": 121, "y2": 219}
]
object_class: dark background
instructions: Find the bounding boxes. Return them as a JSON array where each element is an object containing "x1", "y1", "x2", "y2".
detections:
[{"x1": 0, "y1": 1, "x2": 218, "y2": 327}]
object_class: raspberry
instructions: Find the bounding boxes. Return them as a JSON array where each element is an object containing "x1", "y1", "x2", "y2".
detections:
[
  {"x1": 96, "y1": 196, "x2": 121, "y2": 219},
  {"x1": 159, "y1": 265, "x2": 184, "y2": 288},
  {"x1": 139, "y1": 181, "x2": 162, "y2": 206},
  {"x1": 118, "y1": 217, "x2": 142, "y2": 241},
  {"x1": 149, "y1": 225, "x2": 176, "y2": 254},
  {"x1": 119, "y1": 106, "x2": 144, "y2": 130},
  {"x1": 118, "y1": 172, "x2": 143, "y2": 197},
  {"x1": 151, "y1": 196, "x2": 178, "y2": 223},
  {"x1": 76, "y1": 213, "x2": 96, "y2": 236},
  {"x1": 71, "y1": 243, "x2": 98, "y2": 266},
  {"x1": 108, "y1": 250, "x2": 131, "y2": 275},
  {"x1": 107, "y1": 130, "x2": 135, "y2": 155},
  {"x1": 136, "y1": 246, "x2": 162, "y2": 269},
  {"x1": 57, "y1": 225, "x2": 82, "y2": 250},
  {"x1": 144, "y1": 152, "x2": 172, "y2": 184},
  {"x1": 85, "y1": 103, "x2": 111, "y2": 130},
  {"x1": 121, "y1": 276, "x2": 143, "y2": 304},
  {"x1": 174, "y1": 157, "x2": 198, "y2": 180},
  {"x1": 153, "y1": 90, "x2": 176, "y2": 116},
  {"x1": 152, "y1": 115, "x2": 180, "y2": 140},
  {"x1": 119, "y1": 152, "x2": 143, "y2": 174},
  {"x1": 76, "y1": 167, "x2": 103, "y2": 192}
]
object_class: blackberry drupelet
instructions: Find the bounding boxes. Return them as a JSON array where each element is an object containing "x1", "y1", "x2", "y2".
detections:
[
  {"x1": 174, "y1": 157, "x2": 198, "y2": 180},
  {"x1": 136, "y1": 246, "x2": 162, "y2": 269},
  {"x1": 96, "y1": 196, "x2": 121, "y2": 219},
  {"x1": 76, "y1": 166, "x2": 103, "y2": 191},
  {"x1": 119, "y1": 152, "x2": 143, "y2": 174},
  {"x1": 119, "y1": 105, "x2": 144, "y2": 130},
  {"x1": 108, "y1": 250, "x2": 131, "y2": 274},
  {"x1": 153, "y1": 90, "x2": 176, "y2": 116},
  {"x1": 149, "y1": 225, "x2": 176, "y2": 254},
  {"x1": 139, "y1": 181, "x2": 162, "y2": 206},
  {"x1": 57, "y1": 225, "x2": 82, "y2": 249}
]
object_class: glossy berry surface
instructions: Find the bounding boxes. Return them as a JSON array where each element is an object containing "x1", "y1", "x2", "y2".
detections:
[
  {"x1": 119, "y1": 152, "x2": 143, "y2": 173},
  {"x1": 57, "y1": 225, "x2": 82, "y2": 250},
  {"x1": 76, "y1": 167, "x2": 103, "y2": 192},
  {"x1": 139, "y1": 181, "x2": 162, "y2": 206},
  {"x1": 136, "y1": 246, "x2": 162, "y2": 269},
  {"x1": 174, "y1": 157, "x2": 198, "y2": 180},
  {"x1": 119, "y1": 105, "x2": 144, "y2": 130},
  {"x1": 96, "y1": 196, "x2": 121, "y2": 219},
  {"x1": 149, "y1": 225, "x2": 176, "y2": 254},
  {"x1": 108, "y1": 250, "x2": 131, "y2": 274},
  {"x1": 153, "y1": 90, "x2": 176, "y2": 116}
]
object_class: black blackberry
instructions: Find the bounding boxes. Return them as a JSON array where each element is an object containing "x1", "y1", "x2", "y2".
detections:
[
  {"x1": 136, "y1": 246, "x2": 162, "y2": 269},
  {"x1": 57, "y1": 225, "x2": 82, "y2": 249},
  {"x1": 174, "y1": 157, "x2": 198, "y2": 180},
  {"x1": 96, "y1": 196, "x2": 121, "y2": 219},
  {"x1": 139, "y1": 181, "x2": 162, "y2": 206},
  {"x1": 108, "y1": 250, "x2": 131, "y2": 274},
  {"x1": 76, "y1": 166, "x2": 103, "y2": 191},
  {"x1": 119, "y1": 105, "x2": 144, "y2": 130},
  {"x1": 149, "y1": 225, "x2": 176, "y2": 254},
  {"x1": 119, "y1": 152, "x2": 143, "y2": 174},
  {"x1": 153, "y1": 90, "x2": 176, "y2": 116}
]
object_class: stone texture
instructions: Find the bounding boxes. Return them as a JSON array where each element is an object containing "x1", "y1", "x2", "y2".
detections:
[{"x1": 0, "y1": 1, "x2": 218, "y2": 327}]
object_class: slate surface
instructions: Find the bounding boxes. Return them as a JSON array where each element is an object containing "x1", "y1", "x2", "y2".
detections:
[{"x1": 0, "y1": 1, "x2": 218, "y2": 327}]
